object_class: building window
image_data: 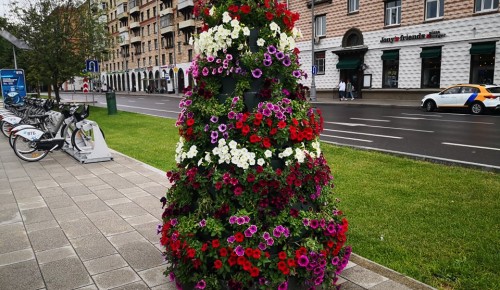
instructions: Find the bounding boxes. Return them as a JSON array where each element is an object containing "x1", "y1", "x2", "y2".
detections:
[
  {"x1": 149, "y1": 56, "x2": 152, "y2": 65},
  {"x1": 348, "y1": 0, "x2": 359, "y2": 13},
  {"x1": 162, "y1": 54, "x2": 166, "y2": 65},
  {"x1": 155, "y1": 56, "x2": 159, "y2": 66},
  {"x1": 188, "y1": 49, "x2": 193, "y2": 62},
  {"x1": 141, "y1": 12, "x2": 144, "y2": 22},
  {"x1": 147, "y1": 9, "x2": 150, "y2": 19},
  {"x1": 314, "y1": 51, "x2": 325, "y2": 75},
  {"x1": 315, "y1": 15, "x2": 326, "y2": 37},
  {"x1": 147, "y1": 25, "x2": 150, "y2": 35},
  {"x1": 153, "y1": 7, "x2": 156, "y2": 17},
  {"x1": 169, "y1": 53, "x2": 173, "y2": 65},
  {"x1": 475, "y1": 0, "x2": 499, "y2": 12},
  {"x1": 469, "y1": 42, "x2": 496, "y2": 84},
  {"x1": 148, "y1": 41, "x2": 151, "y2": 51},
  {"x1": 425, "y1": 0, "x2": 444, "y2": 20},
  {"x1": 178, "y1": 42, "x2": 182, "y2": 54},
  {"x1": 420, "y1": 47, "x2": 442, "y2": 88},
  {"x1": 154, "y1": 39, "x2": 158, "y2": 50},
  {"x1": 381, "y1": 50, "x2": 399, "y2": 88},
  {"x1": 143, "y1": 58, "x2": 146, "y2": 66},
  {"x1": 153, "y1": 22, "x2": 157, "y2": 34},
  {"x1": 385, "y1": 0, "x2": 401, "y2": 26}
]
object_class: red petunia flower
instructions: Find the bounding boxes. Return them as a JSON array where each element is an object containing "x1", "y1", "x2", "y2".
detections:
[
  {"x1": 186, "y1": 118, "x2": 195, "y2": 126},
  {"x1": 235, "y1": 232, "x2": 244, "y2": 243},
  {"x1": 212, "y1": 239, "x2": 220, "y2": 248},
  {"x1": 252, "y1": 249, "x2": 261, "y2": 259},
  {"x1": 220, "y1": 247, "x2": 228, "y2": 257},
  {"x1": 214, "y1": 259, "x2": 223, "y2": 269},
  {"x1": 250, "y1": 266, "x2": 260, "y2": 277},
  {"x1": 240, "y1": 5, "x2": 251, "y2": 14},
  {"x1": 265, "y1": 11, "x2": 274, "y2": 21},
  {"x1": 245, "y1": 248, "x2": 254, "y2": 258}
]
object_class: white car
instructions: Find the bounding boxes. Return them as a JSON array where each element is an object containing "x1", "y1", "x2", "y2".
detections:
[{"x1": 421, "y1": 84, "x2": 500, "y2": 114}]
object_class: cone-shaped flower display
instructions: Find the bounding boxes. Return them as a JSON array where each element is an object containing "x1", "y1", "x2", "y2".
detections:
[{"x1": 160, "y1": 1, "x2": 350, "y2": 289}]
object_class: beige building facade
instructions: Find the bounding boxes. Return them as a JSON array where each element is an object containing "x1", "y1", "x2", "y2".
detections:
[
  {"x1": 101, "y1": 0, "x2": 199, "y2": 93},
  {"x1": 290, "y1": 0, "x2": 499, "y2": 99}
]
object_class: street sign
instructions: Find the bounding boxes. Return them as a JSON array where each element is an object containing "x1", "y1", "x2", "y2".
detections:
[
  {"x1": 86, "y1": 60, "x2": 99, "y2": 73},
  {"x1": 173, "y1": 67, "x2": 179, "y2": 73},
  {"x1": 312, "y1": 65, "x2": 318, "y2": 75},
  {"x1": 83, "y1": 78, "x2": 89, "y2": 93}
]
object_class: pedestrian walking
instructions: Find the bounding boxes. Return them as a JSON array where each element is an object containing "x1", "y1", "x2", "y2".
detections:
[
  {"x1": 338, "y1": 79, "x2": 346, "y2": 101},
  {"x1": 346, "y1": 79, "x2": 354, "y2": 100}
]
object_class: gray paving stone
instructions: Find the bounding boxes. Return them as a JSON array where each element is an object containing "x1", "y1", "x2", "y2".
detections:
[
  {"x1": 17, "y1": 196, "x2": 47, "y2": 211},
  {"x1": 38, "y1": 186, "x2": 66, "y2": 198},
  {"x1": 0, "y1": 204, "x2": 22, "y2": 225},
  {"x1": 34, "y1": 179, "x2": 60, "y2": 189},
  {"x1": 76, "y1": 198, "x2": 111, "y2": 214},
  {"x1": 0, "y1": 248, "x2": 35, "y2": 267},
  {"x1": 92, "y1": 267, "x2": 141, "y2": 290},
  {"x1": 0, "y1": 222, "x2": 31, "y2": 255},
  {"x1": 25, "y1": 220, "x2": 60, "y2": 233},
  {"x1": 115, "y1": 240, "x2": 164, "y2": 271},
  {"x1": 28, "y1": 227, "x2": 70, "y2": 252},
  {"x1": 341, "y1": 265, "x2": 389, "y2": 289},
  {"x1": 83, "y1": 254, "x2": 128, "y2": 275},
  {"x1": 63, "y1": 185, "x2": 94, "y2": 197},
  {"x1": 59, "y1": 218, "x2": 100, "y2": 239},
  {"x1": 12, "y1": 186, "x2": 41, "y2": 200},
  {"x1": 134, "y1": 222, "x2": 161, "y2": 244},
  {"x1": 125, "y1": 214, "x2": 159, "y2": 227},
  {"x1": 86, "y1": 209, "x2": 121, "y2": 222},
  {"x1": 118, "y1": 187, "x2": 151, "y2": 199},
  {"x1": 40, "y1": 257, "x2": 92, "y2": 290},
  {"x1": 111, "y1": 281, "x2": 150, "y2": 290},
  {"x1": 117, "y1": 172, "x2": 153, "y2": 185},
  {"x1": 107, "y1": 230, "x2": 146, "y2": 248},
  {"x1": 9, "y1": 177, "x2": 35, "y2": 189},
  {"x1": 138, "y1": 265, "x2": 167, "y2": 287},
  {"x1": 336, "y1": 280, "x2": 365, "y2": 290},
  {"x1": 36, "y1": 245, "x2": 77, "y2": 265},
  {"x1": 75, "y1": 285, "x2": 98, "y2": 290},
  {"x1": 142, "y1": 185, "x2": 167, "y2": 198},
  {"x1": 151, "y1": 282, "x2": 177, "y2": 290},
  {"x1": 92, "y1": 188, "x2": 125, "y2": 201},
  {"x1": 109, "y1": 202, "x2": 149, "y2": 219},
  {"x1": 92, "y1": 216, "x2": 134, "y2": 237},
  {"x1": 20, "y1": 206, "x2": 55, "y2": 225},
  {"x1": 370, "y1": 279, "x2": 413, "y2": 290},
  {"x1": 70, "y1": 233, "x2": 117, "y2": 261},
  {"x1": 72, "y1": 194, "x2": 99, "y2": 203},
  {"x1": 44, "y1": 195, "x2": 77, "y2": 209},
  {"x1": 0, "y1": 259, "x2": 44, "y2": 290},
  {"x1": 104, "y1": 197, "x2": 131, "y2": 206},
  {"x1": 0, "y1": 191, "x2": 16, "y2": 204}
]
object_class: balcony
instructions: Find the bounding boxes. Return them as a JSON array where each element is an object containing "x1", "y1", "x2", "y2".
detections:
[
  {"x1": 178, "y1": 0, "x2": 194, "y2": 11},
  {"x1": 129, "y1": 20, "x2": 140, "y2": 29},
  {"x1": 118, "y1": 25, "x2": 129, "y2": 33},
  {"x1": 130, "y1": 36, "x2": 142, "y2": 44},
  {"x1": 117, "y1": 11, "x2": 129, "y2": 20},
  {"x1": 179, "y1": 19, "x2": 195, "y2": 30},
  {"x1": 161, "y1": 25, "x2": 174, "y2": 35},
  {"x1": 160, "y1": 7, "x2": 174, "y2": 16},
  {"x1": 129, "y1": 6, "x2": 140, "y2": 14}
]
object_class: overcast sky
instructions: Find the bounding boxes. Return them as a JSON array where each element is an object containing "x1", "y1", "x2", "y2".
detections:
[{"x1": 0, "y1": 0, "x2": 13, "y2": 18}]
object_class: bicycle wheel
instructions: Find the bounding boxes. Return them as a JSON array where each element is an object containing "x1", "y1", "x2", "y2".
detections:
[
  {"x1": 71, "y1": 127, "x2": 105, "y2": 152},
  {"x1": 13, "y1": 135, "x2": 49, "y2": 162},
  {"x1": 1, "y1": 121, "x2": 13, "y2": 137},
  {"x1": 60, "y1": 123, "x2": 75, "y2": 146}
]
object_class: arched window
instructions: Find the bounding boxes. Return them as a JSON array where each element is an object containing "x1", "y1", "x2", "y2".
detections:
[{"x1": 342, "y1": 28, "x2": 363, "y2": 47}]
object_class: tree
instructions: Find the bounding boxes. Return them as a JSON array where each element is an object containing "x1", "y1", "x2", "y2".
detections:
[{"x1": 10, "y1": 0, "x2": 109, "y2": 102}]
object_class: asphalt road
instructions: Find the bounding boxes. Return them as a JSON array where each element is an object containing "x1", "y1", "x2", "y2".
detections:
[{"x1": 61, "y1": 92, "x2": 500, "y2": 171}]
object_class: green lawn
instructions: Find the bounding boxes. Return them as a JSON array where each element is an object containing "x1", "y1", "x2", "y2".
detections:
[{"x1": 89, "y1": 107, "x2": 500, "y2": 290}]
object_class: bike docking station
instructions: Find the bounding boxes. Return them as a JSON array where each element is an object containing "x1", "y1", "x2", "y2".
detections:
[{"x1": 63, "y1": 119, "x2": 113, "y2": 164}]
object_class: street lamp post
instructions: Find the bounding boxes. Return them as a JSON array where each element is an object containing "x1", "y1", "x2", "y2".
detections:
[{"x1": 310, "y1": 0, "x2": 317, "y2": 101}]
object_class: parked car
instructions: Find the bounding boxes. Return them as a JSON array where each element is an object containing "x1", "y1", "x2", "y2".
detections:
[{"x1": 421, "y1": 84, "x2": 500, "y2": 114}]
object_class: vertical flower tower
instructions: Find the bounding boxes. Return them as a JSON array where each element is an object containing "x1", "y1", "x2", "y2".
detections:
[{"x1": 160, "y1": 1, "x2": 351, "y2": 289}]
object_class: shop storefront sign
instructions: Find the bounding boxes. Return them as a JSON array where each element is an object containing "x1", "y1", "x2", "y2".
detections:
[{"x1": 380, "y1": 30, "x2": 446, "y2": 43}]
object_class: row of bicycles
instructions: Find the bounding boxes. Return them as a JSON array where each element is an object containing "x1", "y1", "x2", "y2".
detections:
[{"x1": 0, "y1": 97, "x2": 106, "y2": 162}]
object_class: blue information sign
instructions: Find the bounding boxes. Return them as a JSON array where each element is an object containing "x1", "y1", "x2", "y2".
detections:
[
  {"x1": 312, "y1": 65, "x2": 318, "y2": 75},
  {"x1": 1, "y1": 69, "x2": 27, "y2": 104}
]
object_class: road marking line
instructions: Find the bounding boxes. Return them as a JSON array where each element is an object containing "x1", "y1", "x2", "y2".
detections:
[
  {"x1": 138, "y1": 98, "x2": 144, "y2": 99},
  {"x1": 442, "y1": 142, "x2": 500, "y2": 152},
  {"x1": 385, "y1": 116, "x2": 494, "y2": 124},
  {"x1": 402, "y1": 113, "x2": 442, "y2": 117},
  {"x1": 321, "y1": 134, "x2": 372, "y2": 143},
  {"x1": 323, "y1": 129, "x2": 402, "y2": 139},
  {"x1": 155, "y1": 102, "x2": 165, "y2": 105},
  {"x1": 128, "y1": 100, "x2": 136, "y2": 103},
  {"x1": 350, "y1": 118, "x2": 390, "y2": 122},
  {"x1": 325, "y1": 122, "x2": 434, "y2": 133}
]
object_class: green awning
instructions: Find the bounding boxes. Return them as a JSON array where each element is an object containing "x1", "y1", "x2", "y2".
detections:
[
  {"x1": 336, "y1": 58, "x2": 361, "y2": 70},
  {"x1": 420, "y1": 47, "x2": 442, "y2": 58},
  {"x1": 470, "y1": 42, "x2": 496, "y2": 55},
  {"x1": 381, "y1": 50, "x2": 399, "y2": 60}
]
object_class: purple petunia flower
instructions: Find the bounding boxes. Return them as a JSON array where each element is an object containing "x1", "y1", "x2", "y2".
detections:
[
  {"x1": 204, "y1": 124, "x2": 209, "y2": 132},
  {"x1": 232, "y1": 97, "x2": 240, "y2": 104},
  {"x1": 264, "y1": 53, "x2": 272, "y2": 60},
  {"x1": 282, "y1": 98, "x2": 291, "y2": 104},
  {"x1": 211, "y1": 131, "x2": 218, "y2": 139},
  {"x1": 243, "y1": 216, "x2": 250, "y2": 223},
  {"x1": 212, "y1": 68, "x2": 217, "y2": 75},
  {"x1": 266, "y1": 237, "x2": 274, "y2": 246},
  {"x1": 267, "y1": 45, "x2": 277, "y2": 54},
  {"x1": 202, "y1": 67, "x2": 209, "y2": 76},
  {"x1": 262, "y1": 232, "x2": 271, "y2": 240},
  {"x1": 262, "y1": 108, "x2": 272, "y2": 117},
  {"x1": 244, "y1": 229, "x2": 252, "y2": 237},
  {"x1": 170, "y1": 219, "x2": 178, "y2": 226},
  {"x1": 195, "y1": 279, "x2": 206, "y2": 289},
  {"x1": 207, "y1": 56, "x2": 215, "y2": 62},
  {"x1": 185, "y1": 99, "x2": 192, "y2": 106},
  {"x1": 226, "y1": 54, "x2": 233, "y2": 60},
  {"x1": 211, "y1": 138, "x2": 218, "y2": 144},
  {"x1": 237, "y1": 217, "x2": 245, "y2": 225},
  {"x1": 327, "y1": 223, "x2": 336, "y2": 234},
  {"x1": 282, "y1": 57, "x2": 291, "y2": 67},
  {"x1": 156, "y1": 224, "x2": 162, "y2": 235},
  {"x1": 275, "y1": 51, "x2": 285, "y2": 60},
  {"x1": 263, "y1": 59, "x2": 272, "y2": 67},
  {"x1": 272, "y1": 228, "x2": 281, "y2": 238},
  {"x1": 218, "y1": 66, "x2": 224, "y2": 74},
  {"x1": 310, "y1": 219, "x2": 319, "y2": 229},
  {"x1": 229, "y1": 216, "x2": 237, "y2": 224},
  {"x1": 218, "y1": 124, "x2": 227, "y2": 132},
  {"x1": 258, "y1": 242, "x2": 267, "y2": 251},
  {"x1": 235, "y1": 245, "x2": 244, "y2": 256},
  {"x1": 227, "y1": 236, "x2": 236, "y2": 243},
  {"x1": 210, "y1": 116, "x2": 219, "y2": 123},
  {"x1": 252, "y1": 69, "x2": 263, "y2": 78},
  {"x1": 249, "y1": 225, "x2": 257, "y2": 234},
  {"x1": 199, "y1": 219, "x2": 206, "y2": 227},
  {"x1": 302, "y1": 218, "x2": 310, "y2": 226},
  {"x1": 292, "y1": 70, "x2": 302, "y2": 78},
  {"x1": 278, "y1": 281, "x2": 288, "y2": 290},
  {"x1": 223, "y1": 132, "x2": 229, "y2": 139},
  {"x1": 228, "y1": 111, "x2": 236, "y2": 119},
  {"x1": 298, "y1": 255, "x2": 309, "y2": 267},
  {"x1": 169, "y1": 272, "x2": 176, "y2": 282},
  {"x1": 331, "y1": 256, "x2": 340, "y2": 265}
]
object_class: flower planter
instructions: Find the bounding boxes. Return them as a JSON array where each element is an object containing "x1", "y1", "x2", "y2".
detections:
[
  {"x1": 249, "y1": 29, "x2": 259, "y2": 53},
  {"x1": 221, "y1": 76, "x2": 237, "y2": 95},
  {"x1": 243, "y1": 92, "x2": 261, "y2": 112}
]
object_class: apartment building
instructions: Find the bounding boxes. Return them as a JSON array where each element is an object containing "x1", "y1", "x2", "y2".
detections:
[
  {"x1": 291, "y1": 0, "x2": 499, "y2": 99},
  {"x1": 102, "y1": 0, "x2": 199, "y2": 93}
]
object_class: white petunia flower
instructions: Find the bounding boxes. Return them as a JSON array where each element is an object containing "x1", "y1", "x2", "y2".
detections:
[
  {"x1": 222, "y1": 12, "x2": 231, "y2": 23},
  {"x1": 264, "y1": 150, "x2": 272, "y2": 158},
  {"x1": 242, "y1": 27, "x2": 250, "y2": 36},
  {"x1": 257, "y1": 38, "x2": 265, "y2": 46},
  {"x1": 257, "y1": 158, "x2": 265, "y2": 166}
]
